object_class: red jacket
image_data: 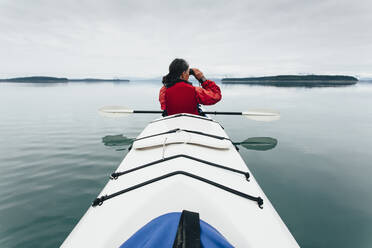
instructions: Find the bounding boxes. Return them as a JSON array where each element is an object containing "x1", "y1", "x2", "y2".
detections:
[{"x1": 159, "y1": 80, "x2": 221, "y2": 116}]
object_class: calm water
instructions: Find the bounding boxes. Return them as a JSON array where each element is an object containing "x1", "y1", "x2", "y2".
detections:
[{"x1": 0, "y1": 81, "x2": 372, "y2": 248}]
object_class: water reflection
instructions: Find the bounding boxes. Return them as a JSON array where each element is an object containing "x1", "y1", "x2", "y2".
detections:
[{"x1": 236, "y1": 137, "x2": 278, "y2": 151}]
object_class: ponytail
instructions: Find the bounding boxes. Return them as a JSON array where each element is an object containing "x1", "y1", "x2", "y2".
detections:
[{"x1": 162, "y1": 58, "x2": 189, "y2": 88}]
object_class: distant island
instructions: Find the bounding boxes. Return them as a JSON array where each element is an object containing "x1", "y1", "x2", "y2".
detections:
[
  {"x1": 0, "y1": 76, "x2": 129, "y2": 83},
  {"x1": 221, "y1": 75, "x2": 358, "y2": 87},
  {"x1": 0, "y1": 76, "x2": 68, "y2": 83}
]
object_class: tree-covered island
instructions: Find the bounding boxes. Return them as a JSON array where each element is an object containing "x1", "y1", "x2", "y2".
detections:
[
  {"x1": 0, "y1": 76, "x2": 68, "y2": 82},
  {"x1": 221, "y1": 75, "x2": 358, "y2": 87},
  {"x1": 0, "y1": 76, "x2": 129, "y2": 83}
]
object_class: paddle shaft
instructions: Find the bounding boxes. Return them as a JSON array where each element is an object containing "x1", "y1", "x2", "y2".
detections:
[
  {"x1": 204, "y1": 111, "x2": 242, "y2": 115},
  {"x1": 133, "y1": 110, "x2": 243, "y2": 115},
  {"x1": 100, "y1": 107, "x2": 279, "y2": 121},
  {"x1": 133, "y1": 110, "x2": 162, "y2": 114}
]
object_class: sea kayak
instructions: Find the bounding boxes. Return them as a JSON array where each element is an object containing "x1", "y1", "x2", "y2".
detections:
[{"x1": 62, "y1": 113, "x2": 299, "y2": 247}]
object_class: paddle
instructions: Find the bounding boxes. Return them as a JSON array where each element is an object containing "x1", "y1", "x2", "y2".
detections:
[
  {"x1": 234, "y1": 137, "x2": 278, "y2": 151},
  {"x1": 102, "y1": 134, "x2": 135, "y2": 147},
  {"x1": 102, "y1": 133, "x2": 277, "y2": 152},
  {"x1": 99, "y1": 106, "x2": 280, "y2": 122}
]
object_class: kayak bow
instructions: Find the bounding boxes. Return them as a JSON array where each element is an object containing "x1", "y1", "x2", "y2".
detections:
[{"x1": 62, "y1": 113, "x2": 298, "y2": 247}]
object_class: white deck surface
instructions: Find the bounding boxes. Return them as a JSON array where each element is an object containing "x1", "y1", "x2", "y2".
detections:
[{"x1": 62, "y1": 114, "x2": 299, "y2": 247}]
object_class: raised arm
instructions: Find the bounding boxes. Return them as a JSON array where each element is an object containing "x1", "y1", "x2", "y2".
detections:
[
  {"x1": 195, "y1": 80, "x2": 222, "y2": 105},
  {"x1": 190, "y1": 68, "x2": 221, "y2": 105}
]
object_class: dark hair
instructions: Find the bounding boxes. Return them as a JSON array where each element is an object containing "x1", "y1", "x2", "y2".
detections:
[{"x1": 162, "y1": 58, "x2": 189, "y2": 87}]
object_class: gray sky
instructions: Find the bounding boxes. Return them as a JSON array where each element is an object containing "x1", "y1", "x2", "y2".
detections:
[{"x1": 0, "y1": 0, "x2": 371, "y2": 78}]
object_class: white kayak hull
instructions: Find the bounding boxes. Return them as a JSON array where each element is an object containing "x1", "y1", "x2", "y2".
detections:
[{"x1": 62, "y1": 114, "x2": 299, "y2": 247}]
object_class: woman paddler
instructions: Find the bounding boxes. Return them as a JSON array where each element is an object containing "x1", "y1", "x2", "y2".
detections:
[{"x1": 159, "y1": 58, "x2": 222, "y2": 116}]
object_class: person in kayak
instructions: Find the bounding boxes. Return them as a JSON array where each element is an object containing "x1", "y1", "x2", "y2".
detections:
[{"x1": 159, "y1": 58, "x2": 221, "y2": 116}]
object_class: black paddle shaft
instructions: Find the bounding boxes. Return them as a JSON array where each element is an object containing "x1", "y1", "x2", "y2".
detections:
[
  {"x1": 203, "y1": 111, "x2": 243, "y2": 115},
  {"x1": 132, "y1": 110, "x2": 243, "y2": 115},
  {"x1": 133, "y1": 110, "x2": 163, "y2": 114}
]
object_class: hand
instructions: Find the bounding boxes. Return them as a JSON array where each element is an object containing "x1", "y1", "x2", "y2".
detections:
[{"x1": 190, "y1": 68, "x2": 204, "y2": 80}]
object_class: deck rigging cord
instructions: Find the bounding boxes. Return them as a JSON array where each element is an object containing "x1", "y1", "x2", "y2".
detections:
[
  {"x1": 110, "y1": 153, "x2": 250, "y2": 181},
  {"x1": 93, "y1": 171, "x2": 262, "y2": 208}
]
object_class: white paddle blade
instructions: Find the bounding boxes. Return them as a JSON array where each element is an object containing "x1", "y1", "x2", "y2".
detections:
[
  {"x1": 99, "y1": 106, "x2": 133, "y2": 118},
  {"x1": 242, "y1": 109, "x2": 280, "y2": 122}
]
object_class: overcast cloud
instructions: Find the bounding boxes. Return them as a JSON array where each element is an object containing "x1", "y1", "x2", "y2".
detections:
[{"x1": 0, "y1": 0, "x2": 371, "y2": 78}]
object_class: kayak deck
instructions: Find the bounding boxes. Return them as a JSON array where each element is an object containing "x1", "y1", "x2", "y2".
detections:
[{"x1": 62, "y1": 114, "x2": 299, "y2": 247}]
